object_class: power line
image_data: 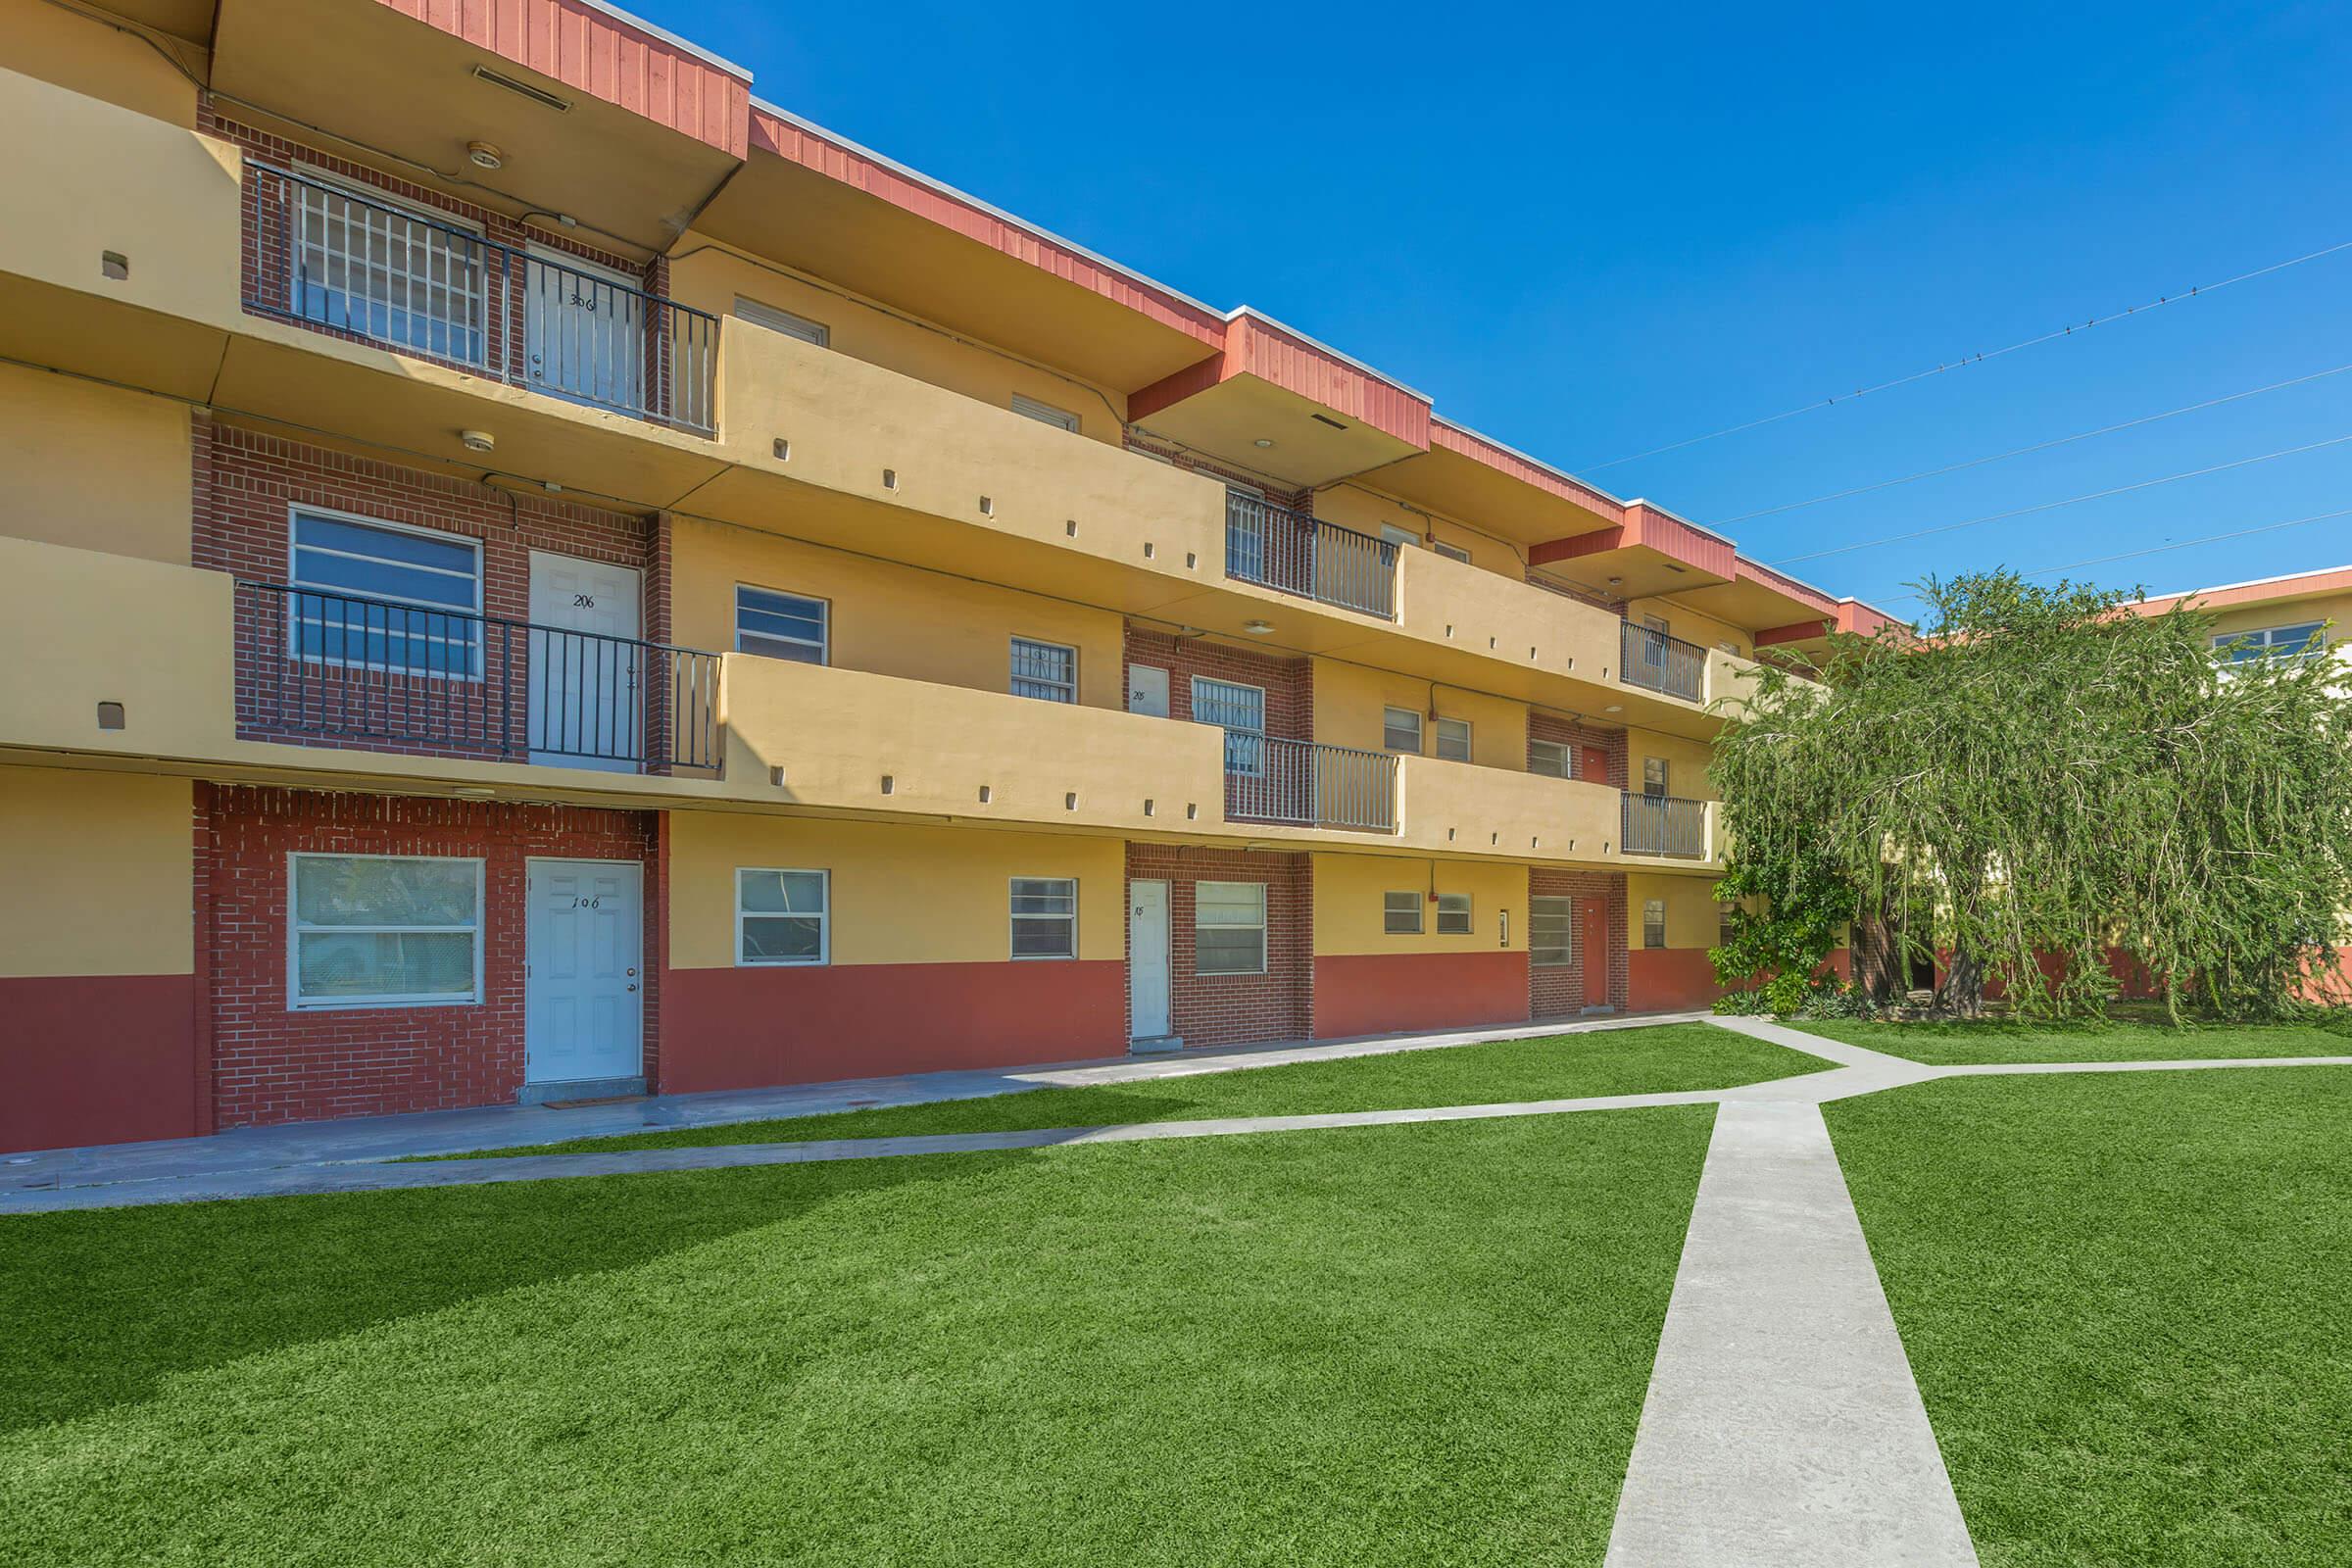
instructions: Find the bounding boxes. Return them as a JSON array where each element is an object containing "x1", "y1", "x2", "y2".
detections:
[
  {"x1": 1575, "y1": 238, "x2": 2352, "y2": 474},
  {"x1": 1711, "y1": 361, "x2": 2352, "y2": 526},
  {"x1": 1765, "y1": 431, "x2": 2352, "y2": 566},
  {"x1": 1866, "y1": 505, "x2": 2352, "y2": 606}
]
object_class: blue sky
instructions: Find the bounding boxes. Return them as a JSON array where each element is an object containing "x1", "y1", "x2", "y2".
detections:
[{"x1": 643, "y1": 0, "x2": 2352, "y2": 612}]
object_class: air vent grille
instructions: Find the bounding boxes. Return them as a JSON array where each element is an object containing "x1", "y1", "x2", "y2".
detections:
[{"x1": 471, "y1": 66, "x2": 570, "y2": 113}]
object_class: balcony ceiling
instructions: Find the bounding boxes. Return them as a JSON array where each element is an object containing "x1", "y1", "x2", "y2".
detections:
[
  {"x1": 1369, "y1": 442, "x2": 1621, "y2": 549},
  {"x1": 1671, "y1": 571, "x2": 1836, "y2": 632},
  {"x1": 692, "y1": 152, "x2": 1221, "y2": 394},
  {"x1": 103, "y1": 0, "x2": 218, "y2": 41},
  {"x1": 209, "y1": 0, "x2": 744, "y2": 254},
  {"x1": 1128, "y1": 372, "x2": 1423, "y2": 490}
]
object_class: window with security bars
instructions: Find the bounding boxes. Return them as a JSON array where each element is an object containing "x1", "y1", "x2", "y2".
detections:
[
  {"x1": 1530, "y1": 897, "x2": 1574, "y2": 966},
  {"x1": 736, "y1": 585, "x2": 827, "y2": 664},
  {"x1": 1643, "y1": 898, "x2": 1668, "y2": 950},
  {"x1": 1193, "y1": 676, "x2": 1266, "y2": 774},
  {"x1": 1010, "y1": 878, "x2": 1077, "y2": 958},
  {"x1": 1383, "y1": 891, "x2": 1423, "y2": 934},
  {"x1": 292, "y1": 173, "x2": 486, "y2": 364},
  {"x1": 288, "y1": 511, "x2": 481, "y2": 677},
  {"x1": 289, "y1": 854, "x2": 480, "y2": 1006},
  {"x1": 738, "y1": 868, "x2": 828, "y2": 964},
  {"x1": 1009, "y1": 638, "x2": 1077, "y2": 703},
  {"x1": 1437, "y1": 893, "x2": 1473, "y2": 935},
  {"x1": 1529, "y1": 739, "x2": 1575, "y2": 779},
  {"x1": 1196, "y1": 880, "x2": 1267, "y2": 975}
]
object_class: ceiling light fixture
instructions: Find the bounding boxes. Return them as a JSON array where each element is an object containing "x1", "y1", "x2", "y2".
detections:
[
  {"x1": 1242, "y1": 618, "x2": 1274, "y2": 636},
  {"x1": 466, "y1": 140, "x2": 505, "y2": 171},
  {"x1": 1603, "y1": 704, "x2": 1624, "y2": 714},
  {"x1": 459, "y1": 429, "x2": 496, "y2": 453},
  {"x1": 1253, "y1": 438, "x2": 1275, "y2": 449}
]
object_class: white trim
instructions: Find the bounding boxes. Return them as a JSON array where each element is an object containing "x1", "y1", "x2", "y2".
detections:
[
  {"x1": 735, "y1": 582, "x2": 830, "y2": 664},
  {"x1": 2145, "y1": 563, "x2": 2352, "y2": 601},
  {"x1": 571, "y1": 0, "x2": 752, "y2": 78},
  {"x1": 287, "y1": 852, "x2": 484, "y2": 1010},
  {"x1": 1008, "y1": 876, "x2": 1079, "y2": 961},
  {"x1": 735, "y1": 866, "x2": 830, "y2": 966}
]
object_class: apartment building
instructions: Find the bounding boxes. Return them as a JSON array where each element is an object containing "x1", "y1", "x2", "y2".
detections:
[
  {"x1": 0, "y1": 0, "x2": 1903, "y2": 1153},
  {"x1": 2128, "y1": 565, "x2": 2348, "y2": 668}
]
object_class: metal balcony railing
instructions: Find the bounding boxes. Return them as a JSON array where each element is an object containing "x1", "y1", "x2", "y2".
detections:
[
  {"x1": 1225, "y1": 494, "x2": 1398, "y2": 619},
  {"x1": 1220, "y1": 733, "x2": 1397, "y2": 832},
  {"x1": 1620, "y1": 620, "x2": 1708, "y2": 703},
  {"x1": 242, "y1": 162, "x2": 719, "y2": 436},
  {"x1": 235, "y1": 582, "x2": 723, "y2": 770},
  {"x1": 1623, "y1": 793, "x2": 1709, "y2": 858}
]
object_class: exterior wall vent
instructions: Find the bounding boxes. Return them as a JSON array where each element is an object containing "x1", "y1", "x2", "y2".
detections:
[{"x1": 471, "y1": 66, "x2": 571, "y2": 113}]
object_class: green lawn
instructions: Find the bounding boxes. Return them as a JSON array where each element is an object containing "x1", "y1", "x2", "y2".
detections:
[
  {"x1": 431, "y1": 1022, "x2": 1825, "y2": 1160},
  {"x1": 2, "y1": 1107, "x2": 1713, "y2": 1567},
  {"x1": 1829, "y1": 1069, "x2": 2352, "y2": 1567},
  {"x1": 1794, "y1": 1017, "x2": 2352, "y2": 1066}
]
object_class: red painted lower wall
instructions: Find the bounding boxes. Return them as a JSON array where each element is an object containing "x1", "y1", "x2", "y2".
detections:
[
  {"x1": 1312, "y1": 952, "x2": 1531, "y2": 1039},
  {"x1": 662, "y1": 959, "x2": 1128, "y2": 1093},
  {"x1": 1628, "y1": 949, "x2": 1726, "y2": 1013},
  {"x1": 1, "y1": 974, "x2": 198, "y2": 1153}
]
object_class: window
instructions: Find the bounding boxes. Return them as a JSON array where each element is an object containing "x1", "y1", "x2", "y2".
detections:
[
  {"x1": 291, "y1": 172, "x2": 485, "y2": 362},
  {"x1": 1196, "y1": 881, "x2": 1266, "y2": 975},
  {"x1": 736, "y1": 585, "x2": 828, "y2": 664},
  {"x1": 1643, "y1": 757, "x2": 1671, "y2": 798},
  {"x1": 1225, "y1": 487, "x2": 1267, "y2": 581},
  {"x1": 1433, "y1": 541, "x2": 1472, "y2": 564},
  {"x1": 1011, "y1": 394, "x2": 1081, "y2": 433},
  {"x1": 1383, "y1": 706, "x2": 1423, "y2": 754},
  {"x1": 734, "y1": 296, "x2": 830, "y2": 348},
  {"x1": 1379, "y1": 524, "x2": 1420, "y2": 550},
  {"x1": 1530, "y1": 896, "x2": 1574, "y2": 966},
  {"x1": 1643, "y1": 898, "x2": 1668, "y2": 950},
  {"x1": 1437, "y1": 893, "x2": 1473, "y2": 935},
  {"x1": 1529, "y1": 739, "x2": 1575, "y2": 779},
  {"x1": 289, "y1": 854, "x2": 481, "y2": 1007},
  {"x1": 2214, "y1": 622, "x2": 2328, "y2": 662},
  {"x1": 1435, "y1": 717, "x2": 1473, "y2": 762},
  {"x1": 1720, "y1": 900, "x2": 1740, "y2": 947},
  {"x1": 738, "y1": 868, "x2": 828, "y2": 964},
  {"x1": 1383, "y1": 891, "x2": 1423, "y2": 935},
  {"x1": 288, "y1": 509, "x2": 481, "y2": 676},
  {"x1": 1010, "y1": 638, "x2": 1077, "y2": 703},
  {"x1": 1638, "y1": 612, "x2": 1671, "y2": 668},
  {"x1": 1010, "y1": 878, "x2": 1077, "y2": 959},
  {"x1": 1193, "y1": 676, "x2": 1266, "y2": 774}
]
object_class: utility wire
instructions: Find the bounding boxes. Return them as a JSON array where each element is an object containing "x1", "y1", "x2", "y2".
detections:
[
  {"x1": 1575, "y1": 238, "x2": 2352, "y2": 473},
  {"x1": 1765, "y1": 431, "x2": 2352, "y2": 566},
  {"x1": 1712, "y1": 361, "x2": 2352, "y2": 525},
  {"x1": 1866, "y1": 505, "x2": 2352, "y2": 606}
]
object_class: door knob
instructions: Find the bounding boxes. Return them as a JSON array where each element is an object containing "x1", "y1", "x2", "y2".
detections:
[{"x1": 626, "y1": 983, "x2": 638, "y2": 992}]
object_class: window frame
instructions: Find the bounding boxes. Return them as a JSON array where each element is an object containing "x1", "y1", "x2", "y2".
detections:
[
  {"x1": 1530, "y1": 895, "x2": 1575, "y2": 967},
  {"x1": 1192, "y1": 675, "x2": 1268, "y2": 776},
  {"x1": 1383, "y1": 890, "x2": 1424, "y2": 935},
  {"x1": 1433, "y1": 540, "x2": 1472, "y2": 564},
  {"x1": 285, "y1": 504, "x2": 485, "y2": 681},
  {"x1": 735, "y1": 866, "x2": 831, "y2": 967},
  {"x1": 1008, "y1": 876, "x2": 1078, "y2": 961},
  {"x1": 1437, "y1": 892, "x2": 1473, "y2": 935},
  {"x1": 735, "y1": 583, "x2": 831, "y2": 666},
  {"x1": 1643, "y1": 757, "x2": 1671, "y2": 798},
  {"x1": 1010, "y1": 393, "x2": 1081, "y2": 433},
  {"x1": 286, "y1": 851, "x2": 484, "y2": 1010},
  {"x1": 1529, "y1": 738, "x2": 1575, "y2": 779},
  {"x1": 1642, "y1": 898, "x2": 1668, "y2": 951},
  {"x1": 733, "y1": 296, "x2": 830, "y2": 348},
  {"x1": 289, "y1": 165, "x2": 488, "y2": 362},
  {"x1": 1382, "y1": 706, "x2": 1424, "y2": 754},
  {"x1": 1194, "y1": 879, "x2": 1268, "y2": 977},
  {"x1": 1009, "y1": 636, "x2": 1079, "y2": 704},
  {"x1": 2212, "y1": 622, "x2": 2328, "y2": 662},
  {"x1": 1434, "y1": 716, "x2": 1473, "y2": 762}
]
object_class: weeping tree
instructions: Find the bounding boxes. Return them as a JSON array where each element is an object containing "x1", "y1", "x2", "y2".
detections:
[{"x1": 1709, "y1": 570, "x2": 2352, "y2": 1020}]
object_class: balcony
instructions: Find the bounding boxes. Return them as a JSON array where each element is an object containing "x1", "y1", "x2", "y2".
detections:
[
  {"x1": 1621, "y1": 620, "x2": 1708, "y2": 703},
  {"x1": 1225, "y1": 494, "x2": 1398, "y2": 619},
  {"x1": 241, "y1": 163, "x2": 719, "y2": 436},
  {"x1": 1221, "y1": 734, "x2": 1398, "y2": 832},
  {"x1": 1623, "y1": 792, "x2": 1710, "y2": 858},
  {"x1": 233, "y1": 583, "x2": 723, "y2": 771}
]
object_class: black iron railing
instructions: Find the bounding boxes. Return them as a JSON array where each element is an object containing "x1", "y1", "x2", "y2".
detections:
[
  {"x1": 1623, "y1": 793, "x2": 1709, "y2": 858},
  {"x1": 242, "y1": 162, "x2": 718, "y2": 436},
  {"x1": 1220, "y1": 733, "x2": 1396, "y2": 832},
  {"x1": 236, "y1": 581, "x2": 722, "y2": 769},
  {"x1": 1620, "y1": 620, "x2": 1708, "y2": 702},
  {"x1": 1225, "y1": 494, "x2": 1397, "y2": 619}
]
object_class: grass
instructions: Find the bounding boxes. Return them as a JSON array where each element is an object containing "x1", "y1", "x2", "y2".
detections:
[
  {"x1": 1829, "y1": 1069, "x2": 2352, "y2": 1567},
  {"x1": 1, "y1": 1107, "x2": 1713, "y2": 1567},
  {"x1": 1791, "y1": 1017, "x2": 2352, "y2": 1066},
  {"x1": 424, "y1": 1021, "x2": 1825, "y2": 1160}
]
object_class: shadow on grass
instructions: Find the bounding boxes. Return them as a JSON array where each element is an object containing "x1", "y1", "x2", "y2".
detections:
[{"x1": 0, "y1": 1149, "x2": 1033, "y2": 1435}]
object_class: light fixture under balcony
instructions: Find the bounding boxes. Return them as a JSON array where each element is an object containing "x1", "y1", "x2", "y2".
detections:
[
  {"x1": 466, "y1": 141, "x2": 506, "y2": 171},
  {"x1": 1242, "y1": 618, "x2": 1274, "y2": 636},
  {"x1": 1253, "y1": 438, "x2": 1275, "y2": 449},
  {"x1": 459, "y1": 429, "x2": 496, "y2": 454},
  {"x1": 1603, "y1": 704, "x2": 1624, "y2": 714}
]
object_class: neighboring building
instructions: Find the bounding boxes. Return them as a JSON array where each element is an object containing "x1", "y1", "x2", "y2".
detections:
[
  {"x1": 2127, "y1": 565, "x2": 2349, "y2": 670},
  {"x1": 0, "y1": 0, "x2": 1900, "y2": 1152}
]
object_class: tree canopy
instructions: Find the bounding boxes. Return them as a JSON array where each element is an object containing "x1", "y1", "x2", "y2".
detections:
[{"x1": 1709, "y1": 570, "x2": 2352, "y2": 1020}]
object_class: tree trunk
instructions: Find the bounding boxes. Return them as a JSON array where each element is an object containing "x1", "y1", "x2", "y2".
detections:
[
  {"x1": 1940, "y1": 947, "x2": 1986, "y2": 1017},
  {"x1": 1849, "y1": 877, "x2": 1905, "y2": 1004}
]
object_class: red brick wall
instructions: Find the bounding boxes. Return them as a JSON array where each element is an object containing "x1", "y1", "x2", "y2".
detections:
[
  {"x1": 1122, "y1": 626, "x2": 1312, "y2": 740},
  {"x1": 1530, "y1": 712, "x2": 1628, "y2": 790},
  {"x1": 199, "y1": 786, "x2": 659, "y2": 1128},
  {"x1": 1527, "y1": 868, "x2": 1627, "y2": 1017},
  {"x1": 1123, "y1": 843, "x2": 1312, "y2": 1048}
]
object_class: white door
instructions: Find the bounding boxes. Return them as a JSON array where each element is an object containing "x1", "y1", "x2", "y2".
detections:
[
  {"x1": 528, "y1": 551, "x2": 643, "y2": 771},
  {"x1": 1129, "y1": 879, "x2": 1172, "y2": 1041},
  {"x1": 525, "y1": 859, "x2": 643, "y2": 1086},
  {"x1": 1127, "y1": 664, "x2": 1169, "y2": 718},
  {"x1": 525, "y1": 252, "x2": 646, "y2": 416}
]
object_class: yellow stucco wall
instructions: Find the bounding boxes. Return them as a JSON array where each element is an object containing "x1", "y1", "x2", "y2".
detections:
[
  {"x1": 1629, "y1": 727, "x2": 1716, "y2": 803},
  {"x1": 1313, "y1": 853, "x2": 1526, "y2": 956},
  {"x1": 1311, "y1": 657, "x2": 1527, "y2": 770},
  {"x1": 667, "y1": 812, "x2": 1125, "y2": 969},
  {"x1": 2205, "y1": 593, "x2": 2352, "y2": 644},
  {"x1": 1628, "y1": 596, "x2": 1754, "y2": 660},
  {"x1": 0, "y1": 363, "x2": 190, "y2": 564},
  {"x1": 0, "y1": 764, "x2": 191, "y2": 977},
  {"x1": 1629, "y1": 871, "x2": 1724, "y2": 951},
  {"x1": 670, "y1": 240, "x2": 1128, "y2": 448},
  {"x1": 670, "y1": 514, "x2": 1126, "y2": 707},
  {"x1": 1312, "y1": 484, "x2": 1527, "y2": 578},
  {"x1": 1, "y1": 0, "x2": 201, "y2": 129}
]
